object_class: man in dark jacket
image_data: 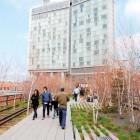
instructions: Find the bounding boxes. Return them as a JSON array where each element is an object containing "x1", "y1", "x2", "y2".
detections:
[
  {"x1": 41, "y1": 87, "x2": 52, "y2": 119},
  {"x1": 55, "y1": 88, "x2": 69, "y2": 129}
]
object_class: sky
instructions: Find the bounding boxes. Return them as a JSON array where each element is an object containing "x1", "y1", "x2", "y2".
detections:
[{"x1": 0, "y1": 0, "x2": 140, "y2": 80}]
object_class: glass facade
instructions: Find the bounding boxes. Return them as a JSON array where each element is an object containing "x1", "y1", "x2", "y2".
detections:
[
  {"x1": 28, "y1": 1, "x2": 70, "y2": 71},
  {"x1": 71, "y1": 0, "x2": 114, "y2": 68},
  {"x1": 28, "y1": 0, "x2": 114, "y2": 73}
]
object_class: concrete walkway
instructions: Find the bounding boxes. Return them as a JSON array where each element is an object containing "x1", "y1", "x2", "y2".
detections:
[{"x1": 0, "y1": 104, "x2": 74, "y2": 140}]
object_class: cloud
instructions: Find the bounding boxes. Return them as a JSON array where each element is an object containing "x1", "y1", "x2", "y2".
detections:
[{"x1": 125, "y1": 0, "x2": 140, "y2": 16}]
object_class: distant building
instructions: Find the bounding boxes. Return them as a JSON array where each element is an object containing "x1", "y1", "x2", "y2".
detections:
[
  {"x1": 0, "y1": 82, "x2": 23, "y2": 91},
  {"x1": 28, "y1": 0, "x2": 114, "y2": 79}
]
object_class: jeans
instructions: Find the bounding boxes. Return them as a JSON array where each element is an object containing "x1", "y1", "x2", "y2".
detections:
[
  {"x1": 33, "y1": 106, "x2": 38, "y2": 119},
  {"x1": 74, "y1": 94, "x2": 78, "y2": 102},
  {"x1": 53, "y1": 108, "x2": 59, "y2": 118},
  {"x1": 59, "y1": 107, "x2": 67, "y2": 129},
  {"x1": 43, "y1": 103, "x2": 50, "y2": 118}
]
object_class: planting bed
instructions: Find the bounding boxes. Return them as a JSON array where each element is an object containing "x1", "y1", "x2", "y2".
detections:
[{"x1": 71, "y1": 103, "x2": 140, "y2": 140}]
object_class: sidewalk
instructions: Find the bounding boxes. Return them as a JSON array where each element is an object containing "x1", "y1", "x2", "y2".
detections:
[{"x1": 0, "y1": 103, "x2": 74, "y2": 140}]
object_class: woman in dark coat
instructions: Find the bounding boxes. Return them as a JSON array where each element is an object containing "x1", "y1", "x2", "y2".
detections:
[{"x1": 31, "y1": 89, "x2": 39, "y2": 120}]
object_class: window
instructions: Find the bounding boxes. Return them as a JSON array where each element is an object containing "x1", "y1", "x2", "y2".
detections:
[
  {"x1": 48, "y1": 32, "x2": 51, "y2": 39},
  {"x1": 86, "y1": 18, "x2": 91, "y2": 24},
  {"x1": 47, "y1": 48, "x2": 50, "y2": 52},
  {"x1": 31, "y1": 58, "x2": 34, "y2": 65},
  {"x1": 87, "y1": 47, "x2": 91, "y2": 51},
  {"x1": 58, "y1": 47, "x2": 61, "y2": 51},
  {"x1": 73, "y1": 22, "x2": 77, "y2": 27},
  {"x1": 79, "y1": 20, "x2": 84, "y2": 25},
  {"x1": 94, "y1": 40, "x2": 99, "y2": 49},
  {"x1": 73, "y1": 40, "x2": 76, "y2": 48},
  {"x1": 73, "y1": 15, "x2": 77, "y2": 27},
  {"x1": 94, "y1": 17, "x2": 98, "y2": 26},
  {"x1": 103, "y1": 49, "x2": 107, "y2": 55},
  {"x1": 79, "y1": 62, "x2": 84, "y2": 66},
  {"x1": 73, "y1": 62, "x2": 75, "y2": 67},
  {"x1": 80, "y1": 4, "x2": 84, "y2": 12},
  {"x1": 102, "y1": 24, "x2": 107, "y2": 29},
  {"x1": 58, "y1": 34, "x2": 61, "y2": 39},
  {"x1": 73, "y1": 10, "x2": 77, "y2": 15},
  {"x1": 94, "y1": 50, "x2": 99, "y2": 55},
  {"x1": 86, "y1": 42, "x2": 91, "y2": 47},
  {"x1": 63, "y1": 50, "x2": 66, "y2": 54},
  {"x1": 37, "y1": 64, "x2": 40, "y2": 69},
  {"x1": 58, "y1": 18, "x2": 62, "y2": 23},
  {"x1": 94, "y1": 8, "x2": 98, "y2": 12},
  {"x1": 79, "y1": 57, "x2": 84, "y2": 61},
  {"x1": 73, "y1": 48, "x2": 77, "y2": 53},
  {"x1": 79, "y1": 34, "x2": 83, "y2": 43},
  {"x1": 33, "y1": 27, "x2": 37, "y2": 31},
  {"x1": 53, "y1": 12, "x2": 56, "y2": 16},
  {"x1": 43, "y1": 29, "x2": 46, "y2": 37},
  {"x1": 103, "y1": 34, "x2": 107, "y2": 39},
  {"x1": 103, "y1": 59, "x2": 107, "y2": 64},
  {"x1": 32, "y1": 45, "x2": 35, "y2": 50},
  {"x1": 65, "y1": 21, "x2": 68, "y2": 26},
  {"x1": 58, "y1": 43, "x2": 61, "y2": 47},
  {"x1": 53, "y1": 28, "x2": 56, "y2": 32},
  {"x1": 79, "y1": 57, "x2": 84, "y2": 66},
  {"x1": 94, "y1": 13, "x2": 98, "y2": 17},
  {"x1": 64, "y1": 30, "x2": 67, "y2": 34},
  {"x1": 38, "y1": 23, "x2": 41, "y2": 33},
  {"x1": 102, "y1": 39, "x2": 106, "y2": 45},
  {"x1": 86, "y1": 14, "x2": 91, "y2": 24},
  {"x1": 52, "y1": 47, "x2": 56, "y2": 51},
  {"x1": 38, "y1": 37, "x2": 40, "y2": 42},
  {"x1": 52, "y1": 60, "x2": 55, "y2": 64},
  {"x1": 86, "y1": 28, "x2": 91, "y2": 36},
  {"x1": 63, "y1": 46, "x2": 67, "y2": 50},
  {"x1": 42, "y1": 48, "x2": 45, "y2": 52},
  {"x1": 102, "y1": 5, "x2": 107, "y2": 10},
  {"x1": 87, "y1": 61, "x2": 91, "y2": 65},
  {"x1": 53, "y1": 34, "x2": 56, "y2": 40},
  {"x1": 63, "y1": 64, "x2": 66, "y2": 67},
  {"x1": 52, "y1": 51, "x2": 55, "y2": 55},
  {"x1": 101, "y1": 15, "x2": 107, "y2": 20}
]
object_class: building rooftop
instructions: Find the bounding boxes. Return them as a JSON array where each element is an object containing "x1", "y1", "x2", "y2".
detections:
[{"x1": 32, "y1": 0, "x2": 70, "y2": 15}]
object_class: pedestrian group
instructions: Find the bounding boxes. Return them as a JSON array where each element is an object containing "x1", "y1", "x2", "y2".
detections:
[
  {"x1": 31, "y1": 84, "x2": 98, "y2": 130},
  {"x1": 31, "y1": 87, "x2": 69, "y2": 130}
]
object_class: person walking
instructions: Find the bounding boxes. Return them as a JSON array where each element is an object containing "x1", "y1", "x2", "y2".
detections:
[
  {"x1": 55, "y1": 88, "x2": 69, "y2": 129},
  {"x1": 31, "y1": 89, "x2": 39, "y2": 120},
  {"x1": 93, "y1": 95, "x2": 99, "y2": 124},
  {"x1": 79, "y1": 87, "x2": 85, "y2": 101},
  {"x1": 41, "y1": 87, "x2": 52, "y2": 119},
  {"x1": 52, "y1": 95, "x2": 58, "y2": 119},
  {"x1": 73, "y1": 85, "x2": 80, "y2": 102}
]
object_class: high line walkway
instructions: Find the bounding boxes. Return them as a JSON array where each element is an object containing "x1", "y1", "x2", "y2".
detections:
[{"x1": 0, "y1": 103, "x2": 74, "y2": 140}]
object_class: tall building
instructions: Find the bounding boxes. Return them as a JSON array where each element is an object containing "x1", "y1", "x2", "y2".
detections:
[
  {"x1": 28, "y1": 0, "x2": 114, "y2": 78},
  {"x1": 71, "y1": 0, "x2": 114, "y2": 75},
  {"x1": 28, "y1": 1, "x2": 70, "y2": 74},
  {"x1": 43, "y1": 0, "x2": 50, "y2": 5}
]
